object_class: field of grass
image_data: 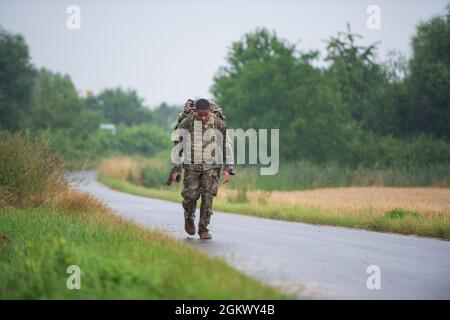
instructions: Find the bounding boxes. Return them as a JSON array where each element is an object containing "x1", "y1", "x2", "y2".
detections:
[
  {"x1": 97, "y1": 157, "x2": 450, "y2": 240},
  {"x1": 0, "y1": 131, "x2": 288, "y2": 299}
]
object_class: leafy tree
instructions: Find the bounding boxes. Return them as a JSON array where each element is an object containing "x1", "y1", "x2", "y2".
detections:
[
  {"x1": 379, "y1": 51, "x2": 410, "y2": 137},
  {"x1": 211, "y1": 28, "x2": 354, "y2": 163},
  {"x1": 324, "y1": 24, "x2": 389, "y2": 135},
  {"x1": 405, "y1": 7, "x2": 450, "y2": 139},
  {"x1": 0, "y1": 27, "x2": 35, "y2": 131},
  {"x1": 212, "y1": 28, "x2": 299, "y2": 130},
  {"x1": 30, "y1": 68, "x2": 84, "y2": 130},
  {"x1": 115, "y1": 123, "x2": 170, "y2": 156},
  {"x1": 152, "y1": 102, "x2": 182, "y2": 130},
  {"x1": 93, "y1": 88, "x2": 153, "y2": 126}
]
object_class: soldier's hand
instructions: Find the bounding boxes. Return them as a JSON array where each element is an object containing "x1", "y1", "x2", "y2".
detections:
[
  {"x1": 222, "y1": 170, "x2": 230, "y2": 184},
  {"x1": 171, "y1": 171, "x2": 181, "y2": 182}
]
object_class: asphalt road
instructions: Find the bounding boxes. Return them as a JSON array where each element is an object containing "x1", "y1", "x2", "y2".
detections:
[{"x1": 67, "y1": 170, "x2": 450, "y2": 299}]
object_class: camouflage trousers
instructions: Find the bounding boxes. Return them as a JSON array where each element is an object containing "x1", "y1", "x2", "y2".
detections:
[{"x1": 181, "y1": 168, "x2": 219, "y2": 233}]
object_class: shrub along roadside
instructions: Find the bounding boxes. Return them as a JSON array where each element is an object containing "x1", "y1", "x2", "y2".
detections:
[{"x1": 0, "y1": 130, "x2": 67, "y2": 208}]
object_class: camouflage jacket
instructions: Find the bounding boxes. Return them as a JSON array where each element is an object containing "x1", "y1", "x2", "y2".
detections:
[{"x1": 171, "y1": 112, "x2": 233, "y2": 173}]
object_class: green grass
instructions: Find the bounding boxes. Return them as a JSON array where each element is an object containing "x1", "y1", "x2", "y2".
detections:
[
  {"x1": 99, "y1": 177, "x2": 450, "y2": 240},
  {"x1": 0, "y1": 206, "x2": 289, "y2": 299}
]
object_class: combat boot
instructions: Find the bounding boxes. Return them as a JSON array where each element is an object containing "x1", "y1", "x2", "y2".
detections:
[
  {"x1": 199, "y1": 231, "x2": 212, "y2": 240},
  {"x1": 184, "y1": 218, "x2": 196, "y2": 235}
]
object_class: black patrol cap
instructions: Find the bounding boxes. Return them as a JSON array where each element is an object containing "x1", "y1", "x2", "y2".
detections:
[{"x1": 195, "y1": 98, "x2": 210, "y2": 110}]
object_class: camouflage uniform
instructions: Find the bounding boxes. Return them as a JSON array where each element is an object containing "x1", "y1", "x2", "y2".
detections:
[{"x1": 172, "y1": 112, "x2": 232, "y2": 233}]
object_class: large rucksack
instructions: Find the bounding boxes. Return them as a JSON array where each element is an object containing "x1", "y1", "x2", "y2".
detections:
[{"x1": 173, "y1": 99, "x2": 226, "y2": 130}]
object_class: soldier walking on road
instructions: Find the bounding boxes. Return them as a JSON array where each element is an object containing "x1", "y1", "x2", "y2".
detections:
[{"x1": 170, "y1": 98, "x2": 234, "y2": 239}]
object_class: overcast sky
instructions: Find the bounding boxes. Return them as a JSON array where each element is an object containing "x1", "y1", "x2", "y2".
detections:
[{"x1": 0, "y1": 0, "x2": 448, "y2": 107}]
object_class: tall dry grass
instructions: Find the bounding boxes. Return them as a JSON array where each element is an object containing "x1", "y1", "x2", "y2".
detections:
[
  {"x1": 0, "y1": 130, "x2": 67, "y2": 208},
  {"x1": 96, "y1": 156, "x2": 142, "y2": 182},
  {"x1": 0, "y1": 130, "x2": 112, "y2": 216},
  {"x1": 97, "y1": 155, "x2": 171, "y2": 188},
  {"x1": 218, "y1": 187, "x2": 450, "y2": 217}
]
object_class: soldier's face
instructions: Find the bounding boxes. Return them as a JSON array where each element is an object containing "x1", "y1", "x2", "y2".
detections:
[{"x1": 195, "y1": 110, "x2": 210, "y2": 124}]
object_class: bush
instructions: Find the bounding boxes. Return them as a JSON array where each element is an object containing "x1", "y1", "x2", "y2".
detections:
[
  {"x1": 46, "y1": 123, "x2": 171, "y2": 169},
  {"x1": 140, "y1": 164, "x2": 169, "y2": 188},
  {"x1": 115, "y1": 124, "x2": 170, "y2": 156},
  {"x1": 384, "y1": 208, "x2": 421, "y2": 219},
  {"x1": 0, "y1": 130, "x2": 67, "y2": 208}
]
